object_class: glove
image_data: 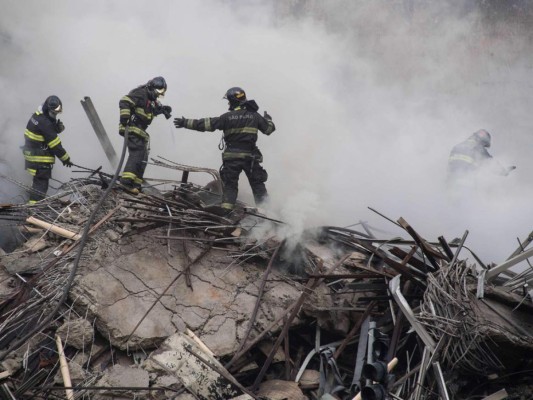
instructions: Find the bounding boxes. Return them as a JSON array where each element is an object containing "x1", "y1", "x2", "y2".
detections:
[
  {"x1": 162, "y1": 105, "x2": 172, "y2": 119},
  {"x1": 56, "y1": 119, "x2": 65, "y2": 133},
  {"x1": 263, "y1": 111, "x2": 272, "y2": 121},
  {"x1": 174, "y1": 117, "x2": 186, "y2": 128},
  {"x1": 120, "y1": 117, "x2": 129, "y2": 126},
  {"x1": 62, "y1": 158, "x2": 73, "y2": 168}
]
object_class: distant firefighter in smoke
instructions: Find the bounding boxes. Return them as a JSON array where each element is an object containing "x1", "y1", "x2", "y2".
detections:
[
  {"x1": 174, "y1": 87, "x2": 275, "y2": 215},
  {"x1": 447, "y1": 129, "x2": 516, "y2": 188},
  {"x1": 22, "y1": 95, "x2": 73, "y2": 204},
  {"x1": 119, "y1": 76, "x2": 172, "y2": 195}
]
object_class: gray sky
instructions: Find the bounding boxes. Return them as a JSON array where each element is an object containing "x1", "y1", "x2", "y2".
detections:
[{"x1": 1, "y1": 0, "x2": 531, "y2": 265}]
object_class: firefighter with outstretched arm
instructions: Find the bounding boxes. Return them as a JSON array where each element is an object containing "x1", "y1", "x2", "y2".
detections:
[{"x1": 174, "y1": 87, "x2": 275, "y2": 214}]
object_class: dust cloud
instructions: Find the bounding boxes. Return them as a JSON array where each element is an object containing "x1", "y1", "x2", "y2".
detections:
[{"x1": 0, "y1": 0, "x2": 531, "y2": 265}]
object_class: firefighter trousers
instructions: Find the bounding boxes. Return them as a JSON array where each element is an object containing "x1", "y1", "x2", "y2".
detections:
[
  {"x1": 220, "y1": 158, "x2": 268, "y2": 208},
  {"x1": 121, "y1": 135, "x2": 148, "y2": 188},
  {"x1": 28, "y1": 166, "x2": 52, "y2": 202}
]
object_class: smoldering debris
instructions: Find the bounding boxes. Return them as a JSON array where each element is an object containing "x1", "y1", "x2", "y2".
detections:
[{"x1": 0, "y1": 168, "x2": 532, "y2": 400}]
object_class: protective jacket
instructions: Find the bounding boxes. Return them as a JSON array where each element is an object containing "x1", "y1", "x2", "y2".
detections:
[
  {"x1": 180, "y1": 101, "x2": 275, "y2": 209},
  {"x1": 119, "y1": 86, "x2": 169, "y2": 140},
  {"x1": 23, "y1": 107, "x2": 70, "y2": 170},
  {"x1": 448, "y1": 137, "x2": 492, "y2": 175},
  {"x1": 180, "y1": 102, "x2": 275, "y2": 160}
]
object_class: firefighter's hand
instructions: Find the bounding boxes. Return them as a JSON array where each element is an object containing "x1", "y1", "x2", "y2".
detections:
[
  {"x1": 263, "y1": 111, "x2": 272, "y2": 121},
  {"x1": 56, "y1": 119, "x2": 65, "y2": 133},
  {"x1": 62, "y1": 158, "x2": 73, "y2": 168},
  {"x1": 161, "y1": 105, "x2": 172, "y2": 119},
  {"x1": 120, "y1": 117, "x2": 129, "y2": 127},
  {"x1": 174, "y1": 117, "x2": 186, "y2": 128}
]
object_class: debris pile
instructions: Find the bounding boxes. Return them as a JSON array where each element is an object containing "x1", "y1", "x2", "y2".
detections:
[{"x1": 0, "y1": 164, "x2": 532, "y2": 400}]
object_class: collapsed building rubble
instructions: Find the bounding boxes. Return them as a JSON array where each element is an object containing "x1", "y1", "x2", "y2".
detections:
[{"x1": 0, "y1": 161, "x2": 532, "y2": 400}]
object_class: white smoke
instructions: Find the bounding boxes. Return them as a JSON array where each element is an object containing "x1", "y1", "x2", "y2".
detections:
[{"x1": 0, "y1": 0, "x2": 531, "y2": 265}]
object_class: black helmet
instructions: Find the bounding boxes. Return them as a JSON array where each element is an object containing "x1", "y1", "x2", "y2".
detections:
[
  {"x1": 147, "y1": 76, "x2": 167, "y2": 99},
  {"x1": 224, "y1": 87, "x2": 246, "y2": 109},
  {"x1": 473, "y1": 129, "x2": 491, "y2": 148},
  {"x1": 43, "y1": 95, "x2": 63, "y2": 118}
]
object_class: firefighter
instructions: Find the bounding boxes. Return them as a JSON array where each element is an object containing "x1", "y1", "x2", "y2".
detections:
[
  {"x1": 447, "y1": 129, "x2": 515, "y2": 185},
  {"x1": 174, "y1": 87, "x2": 275, "y2": 213},
  {"x1": 119, "y1": 76, "x2": 172, "y2": 194},
  {"x1": 22, "y1": 95, "x2": 73, "y2": 204}
]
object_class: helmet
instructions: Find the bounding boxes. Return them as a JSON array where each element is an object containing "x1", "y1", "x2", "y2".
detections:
[
  {"x1": 473, "y1": 129, "x2": 491, "y2": 147},
  {"x1": 147, "y1": 76, "x2": 167, "y2": 99},
  {"x1": 224, "y1": 87, "x2": 246, "y2": 109},
  {"x1": 43, "y1": 95, "x2": 62, "y2": 117}
]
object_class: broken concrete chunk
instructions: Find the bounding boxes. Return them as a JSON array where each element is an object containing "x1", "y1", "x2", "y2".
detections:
[
  {"x1": 144, "y1": 332, "x2": 244, "y2": 400},
  {"x1": 94, "y1": 364, "x2": 149, "y2": 398},
  {"x1": 56, "y1": 318, "x2": 94, "y2": 350},
  {"x1": 105, "y1": 229, "x2": 121, "y2": 242},
  {"x1": 200, "y1": 316, "x2": 237, "y2": 357},
  {"x1": 54, "y1": 359, "x2": 89, "y2": 385}
]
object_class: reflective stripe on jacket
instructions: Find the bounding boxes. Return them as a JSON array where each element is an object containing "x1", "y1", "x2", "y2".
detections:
[
  {"x1": 448, "y1": 138, "x2": 492, "y2": 174},
  {"x1": 180, "y1": 106, "x2": 275, "y2": 160},
  {"x1": 119, "y1": 86, "x2": 157, "y2": 139},
  {"x1": 23, "y1": 110, "x2": 69, "y2": 165}
]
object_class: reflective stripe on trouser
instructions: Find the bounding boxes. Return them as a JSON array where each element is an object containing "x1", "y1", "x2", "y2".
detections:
[
  {"x1": 220, "y1": 158, "x2": 268, "y2": 207},
  {"x1": 27, "y1": 167, "x2": 52, "y2": 202},
  {"x1": 121, "y1": 135, "x2": 148, "y2": 188}
]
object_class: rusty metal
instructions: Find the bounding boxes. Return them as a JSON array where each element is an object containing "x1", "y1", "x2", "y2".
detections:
[
  {"x1": 437, "y1": 236, "x2": 455, "y2": 260},
  {"x1": 225, "y1": 303, "x2": 297, "y2": 371},
  {"x1": 233, "y1": 244, "x2": 282, "y2": 360},
  {"x1": 251, "y1": 277, "x2": 320, "y2": 391},
  {"x1": 333, "y1": 301, "x2": 376, "y2": 360},
  {"x1": 397, "y1": 217, "x2": 442, "y2": 270},
  {"x1": 184, "y1": 346, "x2": 260, "y2": 400}
]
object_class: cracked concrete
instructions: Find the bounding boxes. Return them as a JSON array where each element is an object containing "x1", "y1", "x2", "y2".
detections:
[{"x1": 71, "y1": 227, "x2": 304, "y2": 356}]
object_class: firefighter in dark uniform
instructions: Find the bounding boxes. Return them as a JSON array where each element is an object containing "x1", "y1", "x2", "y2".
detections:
[
  {"x1": 23, "y1": 95, "x2": 73, "y2": 204},
  {"x1": 119, "y1": 76, "x2": 172, "y2": 194},
  {"x1": 174, "y1": 87, "x2": 275, "y2": 213},
  {"x1": 447, "y1": 129, "x2": 515, "y2": 185}
]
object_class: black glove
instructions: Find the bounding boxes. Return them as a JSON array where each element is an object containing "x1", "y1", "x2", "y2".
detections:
[
  {"x1": 263, "y1": 111, "x2": 272, "y2": 121},
  {"x1": 62, "y1": 158, "x2": 73, "y2": 168},
  {"x1": 56, "y1": 119, "x2": 65, "y2": 133},
  {"x1": 161, "y1": 105, "x2": 172, "y2": 119},
  {"x1": 120, "y1": 117, "x2": 129, "y2": 126},
  {"x1": 174, "y1": 117, "x2": 186, "y2": 128}
]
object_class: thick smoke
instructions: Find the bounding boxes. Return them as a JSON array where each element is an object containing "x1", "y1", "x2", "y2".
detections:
[{"x1": 0, "y1": 0, "x2": 531, "y2": 265}]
